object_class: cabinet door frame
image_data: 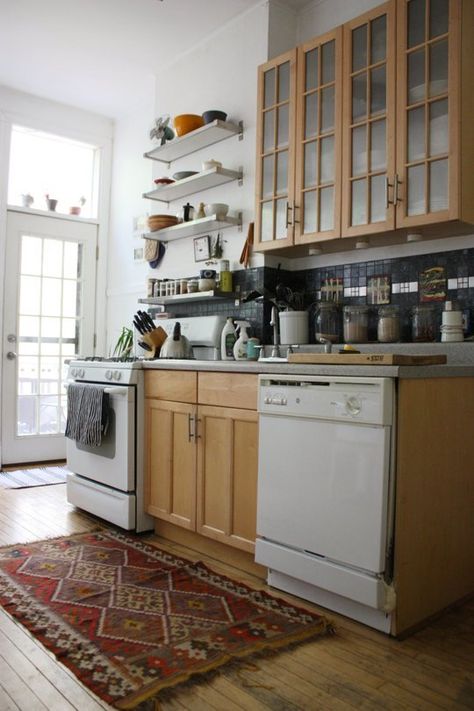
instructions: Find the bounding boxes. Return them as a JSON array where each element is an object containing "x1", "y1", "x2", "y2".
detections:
[
  {"x1": 294, "y1": 27, "x2": 343, "y2": 245},
  {"x1": 145, "y1": 398, "x2": 197, "y2": 530},
  {"x1": 395, "y1": 0, "x2": 461, "y2": 228},
  {"x1": 341, "y1": 1, "x2": 397, "y2": 238},
  {"x1": 196, "y1": 405, "x2": 258, "y2": 553},
  {"x1": 254, "y1": 48, "x2": 297, "y2": 251}
]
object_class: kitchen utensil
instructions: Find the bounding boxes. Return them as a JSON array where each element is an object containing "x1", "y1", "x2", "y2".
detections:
[
  {"x1": 172, "y1": 171, "x2": 198, "y2": 181},
  {"x1": 147, "y1": 214, "x2": 179, "y2": 231},
  {"x1": 205, "y1": 202, "x2": 228, "y2": 218},
  {"x1": 159, "y1": 322, "x2": 193, "y2": 359},
  {"x1": 139, "y1": 310, "x2": 157, "y2": 331},
  {"x1": 138, "y1": 340, "x2": 152, "y2": 351},
  {"x1": 198, "y1": 278, "x2": 216, "y2": 291},
  {"x1": 239, "y1": 221, "x2": 254, "y2": 268},
  {"x1": 142, "y1": 327, "x2": 168, "y2": 357},
  {"x1": 173, "y1": 114, "x2": 204, "y2": 137},
  {"x1": 148, "y1": 241, "x2": 166, "y2": 269},
  {"x1": 202, "y1": 110, "x2": 227, "y2": 124}
]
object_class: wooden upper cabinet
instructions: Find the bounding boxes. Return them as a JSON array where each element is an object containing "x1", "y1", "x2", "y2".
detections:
[
  {"x1": 255, "y1": 49, "x2": 297, "y2": 251},
  {"x1": 341, "y1": 2, "x2": 396, "y2": 238},
  {"x1": 295, "y1": 29, "x2": 343, "y2": 244},
  {"x1": 395, "y1": 0, "x2": 473, "y2": 228}
]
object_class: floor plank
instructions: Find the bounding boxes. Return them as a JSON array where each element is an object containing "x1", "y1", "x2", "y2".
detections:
[{"x1": 0, "y1": 483, "x2": 473, "y2": 711}]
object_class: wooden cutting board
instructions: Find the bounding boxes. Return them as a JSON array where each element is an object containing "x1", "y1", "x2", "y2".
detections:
[{"x1": 287, "y1": 353, "x2": 447, "y2": 365}]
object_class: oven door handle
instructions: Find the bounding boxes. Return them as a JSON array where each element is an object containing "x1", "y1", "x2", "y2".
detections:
[{"x1": 64, "y1": 383, "x2": 128, "y2": 396}]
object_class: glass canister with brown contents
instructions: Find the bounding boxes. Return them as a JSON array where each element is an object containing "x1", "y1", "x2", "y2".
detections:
[
  {"x1": 377, "y1": 305, "x2": 400, "y2": 343},
  {"x1": 411, "y1": 304, "x2": 437, "y2": 342},
  {"x1": 343, "y1": 305, "x2": 369, "y2": 343}
]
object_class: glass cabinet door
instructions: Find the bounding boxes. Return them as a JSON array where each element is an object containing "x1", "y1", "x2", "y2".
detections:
[
  {"x1": 342, "y1": 2, "x2": 396, "y2": 237},
  {"x1": 295, "y1": 29, "x2": 342, "y2": 245},
  {"x1": 255, "y1": 49, "x2": 297, "y2": 250},
  {"x1": 396, "y1": 0, "x2": 459, "y2": 227}
]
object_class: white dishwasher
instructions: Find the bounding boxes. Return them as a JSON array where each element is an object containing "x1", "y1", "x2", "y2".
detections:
[{"x1": 255, "y1": 373, "x2": 397, "y2": 633}]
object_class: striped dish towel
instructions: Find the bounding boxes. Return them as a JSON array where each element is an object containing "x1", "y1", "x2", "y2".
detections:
[{"x1": 65, "y1": 383, "x2": 109, "y2": 447}]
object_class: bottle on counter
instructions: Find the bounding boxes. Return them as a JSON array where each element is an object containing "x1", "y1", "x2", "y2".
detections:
[
  {"x1": 221, "y1": 317, "x2": 237, "y2": 360},
  {"x1": 233, "y1": 320, "x2": 251, "y2": 360}
]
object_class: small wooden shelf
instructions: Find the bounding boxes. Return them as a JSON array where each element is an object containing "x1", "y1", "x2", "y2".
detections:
[
  {"x1": 143, "y1": 166, "x2": 242, "y2": 204},
  {"x1": 144, "y1": 120, "x2": 243, "y2": 165},
  {"x1": 142, "y1": 213, "x2": 242, "y2": 242},
  {"x1": 139, "y1": 290, "x2": 235, "y2": 306}
]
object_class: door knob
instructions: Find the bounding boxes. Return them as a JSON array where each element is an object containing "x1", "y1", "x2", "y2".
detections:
[{"x1": 6, "y1": 351, "x2": 17, "y2": 360}]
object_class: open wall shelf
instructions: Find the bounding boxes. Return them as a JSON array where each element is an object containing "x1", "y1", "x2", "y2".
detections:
[
  {"x1": 143, "y1": 166, "x2": 242, "y2": 204},
  {"x1": 144, "y1": 120, "x2": 243, "y2": 165}
]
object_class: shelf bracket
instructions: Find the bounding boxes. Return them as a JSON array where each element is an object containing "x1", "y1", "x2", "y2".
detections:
[
  {"x1": 238, "y1": 121, "x2": 244, "y2": 141},
  {"x1": 237, "y1": 211, "x2": 243, "y2": 232},
  {"x1": 238, "y1": 166, "x2": 243, "y2": 187}
]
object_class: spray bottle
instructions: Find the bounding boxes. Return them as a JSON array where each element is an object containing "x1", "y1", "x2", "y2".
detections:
[
  {"x1": 233, "y1": 321, "x2": 251, "y2": 360},
  {"x1": 221, "y1": 317, "x2": 237, "y2": 360}
]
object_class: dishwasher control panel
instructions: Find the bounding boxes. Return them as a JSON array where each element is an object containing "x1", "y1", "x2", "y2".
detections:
[{"x1": 258, "y1": 375, "x2": 393, "y2": 425}]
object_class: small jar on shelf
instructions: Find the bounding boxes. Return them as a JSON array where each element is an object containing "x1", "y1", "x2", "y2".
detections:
[
  {"x1": 343, "y1": 305, "x2": 368, "y2": 343},
  {"x1": 377, "y1": 305, "x2": 400, "y2": 343}
]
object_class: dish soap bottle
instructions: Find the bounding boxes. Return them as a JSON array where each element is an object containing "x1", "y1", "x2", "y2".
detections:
[
  {"x1": 233, "y1": 321, "x2": 251, "y2": 360},
  {"x1": 221, "y1": 317, "x2": 237, "y2": 360}
]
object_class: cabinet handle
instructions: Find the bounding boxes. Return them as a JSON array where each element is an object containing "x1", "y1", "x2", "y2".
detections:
[
  {"x1": 394, "y1": 174, "x2": 401, "y2": 204},
  {"x1": 195, "y1": 418, "x2": 202, "y2": 439},
  {"x1": 286, "y1": 201, "x2": 293, "y2": 227},
  {"x1": 385, "y1": 176, "x2": 394, "y2": 207},
  {"x1": 292, "y1": 201, "x2": 299, "y2": 224},
  {"x1": 188, "y1": 413, "x2": 195, "y2": 442}
]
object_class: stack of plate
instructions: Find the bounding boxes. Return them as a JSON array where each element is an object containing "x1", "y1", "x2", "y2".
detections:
[{"x1": 147, "y1": 214, "x2": 179, "y2": 232}]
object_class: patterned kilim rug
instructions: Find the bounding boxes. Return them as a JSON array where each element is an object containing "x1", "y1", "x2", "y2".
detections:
[
  {"x1": 0, "y1": 465, "x2": 68, "y2": 488},
  {"x1": 0, "y1": 529, "x2": 333, "y2": 709}
]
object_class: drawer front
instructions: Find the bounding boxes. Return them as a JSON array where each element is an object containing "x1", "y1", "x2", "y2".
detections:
[
  {"x1": 198, "y1": 372, "x2": 258, "y2": 410},
  {"x1": 145, "y1": 370, "x2": 197, "y2": 403}
]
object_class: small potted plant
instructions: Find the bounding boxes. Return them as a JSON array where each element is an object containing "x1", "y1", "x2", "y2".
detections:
[
  {"x1": 69, "y1": 196, "x2": 86, "y2": 216},
  {"x1": 113, "y1": 326, "x2": 134, "y2": 358}
]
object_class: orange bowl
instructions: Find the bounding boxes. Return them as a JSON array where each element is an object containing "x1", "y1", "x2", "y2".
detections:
[{"x1": 173, "y1": 114, "x2": 204, "y2": 137}]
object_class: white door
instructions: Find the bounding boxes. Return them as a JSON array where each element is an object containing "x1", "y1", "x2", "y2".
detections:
[{"x1": 2, "y1": 210, "x2": 97, "y2": 464}]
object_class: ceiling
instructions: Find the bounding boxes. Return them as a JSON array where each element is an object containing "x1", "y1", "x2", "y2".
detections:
[{"x1": 0, "y1": 0, "x2": 311, "y2": 120}]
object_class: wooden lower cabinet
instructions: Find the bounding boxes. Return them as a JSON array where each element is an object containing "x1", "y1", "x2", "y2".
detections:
[{"x1": 145, "y1": 371, "x2": 259, "y2": 553}]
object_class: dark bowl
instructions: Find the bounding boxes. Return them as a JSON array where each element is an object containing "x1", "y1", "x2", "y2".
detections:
[
  {"x1": 202, "y1": 110, "x2": 228, "y2": 124},
  {"x1": 172, "y1": 171, "x2": 198, "y2": 181}
]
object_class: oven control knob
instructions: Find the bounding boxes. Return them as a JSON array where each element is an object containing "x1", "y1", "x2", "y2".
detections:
[
  {"x1": 264, "y1": 396, "x2": 271, "y2": 404},
  {"x1": 105, "y1": 370, "x2": 113, "y2": 380},
  {"x1": 345, "y1": 396, "x2": 362, "y2": 416},
  {"x1": 71, "y1": 368, "x2": 77, "y2": 377},
  {"x1": 113, "y1": 370, "x2": 122, "y2": 381},
  {"x1": 79, "y1": 369, "x2": 85, "y2": 378}
]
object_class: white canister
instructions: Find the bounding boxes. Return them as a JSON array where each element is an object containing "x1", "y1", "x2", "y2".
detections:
[{"x1": 279, "y1": 310, "x2": 309, "y2": 345}]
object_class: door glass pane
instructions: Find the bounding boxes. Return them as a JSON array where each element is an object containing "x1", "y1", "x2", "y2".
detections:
[
  {"x1": 305, "y1": 48, "x2": 319, "y2": 91},
  {"x1": 16, "y1": 233, "x2": 83, "y2": 436},
  {"x1": 371, "y1": 120, "x2": 386, "y2": 171},
  {"x1": 430, "y1": 0, "x2": 449, "y2": 38},
  {"x1": 321, "y1": 40, "x2": 335, "y2": 84},
  {"x1": 304, "y1": 141, "x2": 318, "y2": 188},
  {"x1": 278, "y1": 61, "x2": 290, "y2": 102},
  {"x1": 352, "y1": 73, "x2": 367, "y2": 121},
  {"x1": 277, "y1": 105, "x2": 289, "y2": 147},
  {"x1": 408, "y1": 49, "x2": 426, "y2": 103},
  {"x1": 275, "y1": 199, "x2": 287, "y2": 240},
  {"x1": 371, "y1": 15, "x2": 387, "y2": 63},
  {"x1": 429, "y1": 40, "x2": 448, "y2": 96},
  {"x1": 407, "y1": 164, "x2": 426, "y2": 215},
  {"x1": 320, "y1": 136, "x2": 334, "y2": 183},
  {"x1": 276, "y1": 151, "x2": 288, "y2": 194},
  {"x1": 408, "y1": 106, "x2": 426, "y2": 161},
  {"x1": 429, "y1": 99, "x2": 448, "y2": 156},
  {"x1": 303, "y1": 191, "x2": 317, "y2": 234},
  {"x1": 264, "y1": 68, "x2": 275, "y2": 108},
  {"x1": 408, "y1": 0, "x2": 426, "y2": 48},
  {"x1": 262, "y1": 155, "x2": 274, "y2": 198},
  {"x1": 321, "y1": 86, "x2": 335, "y2": 132},
  {"x1": 370, "y1": 66, "x2": 386, "y2": 116},
  {"x1": 352, "y1": 25, "x2": 367, "y2": 72},
  {"x1": 263, "y1": 110, "x2": 275, "y2": 152},
  {"x1": 430, "y1": 158, "x2": 448, "y2": 211},
  {"x1": 320, "y1": 186, "x2": 334, "y2": 231},
  {"x1": 305, "y1": 93, "x2": 318, "y2": 138},
  {"x1": 370, "y1": 175, "x2": 386, "y2": 223},
  {"x1": 21, "y1": 236, "x2": 42, "y2": 275},
  {"x1": 352, "y1": 125, "x2": 367, "y2": 176},
  {"x1": 352, "y1": 179, "x2": 368, "y2": 225},
  {"x1": 261, "y1": 202, "x2": 273, "y2": 242}
]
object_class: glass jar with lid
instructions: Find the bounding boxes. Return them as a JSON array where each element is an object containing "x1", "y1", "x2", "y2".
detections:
[
  {"x1": 411, "y1": 304, "x2": 437, "y2": 342},
  {"x1": 377, "y1": 305, "x2": 400, "y2": 343},
  {"x1": 343, "y1": 305, "x2": 368, "y2": 343},
  {"x1": 315, "y1": 302, "x2": 340, "y2": 343}
]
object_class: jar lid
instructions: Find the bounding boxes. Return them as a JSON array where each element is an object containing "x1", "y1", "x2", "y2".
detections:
[
  {"x1": 343, "y1": 304, "x2": 368, "y2": 313},
  {"x1": 378, "y1": 304, "x2": 399, "y2": 313},
  {"x1": 317, "y1": 301, "x2": 338, "y2": 308}
]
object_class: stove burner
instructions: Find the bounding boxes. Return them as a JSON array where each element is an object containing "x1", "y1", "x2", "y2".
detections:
[{"x1": 81, "y1": 356, "x2": 142, "y2": 363}]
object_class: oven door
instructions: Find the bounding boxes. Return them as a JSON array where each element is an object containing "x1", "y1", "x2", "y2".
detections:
[{"x1": 66, "y1": 385, "x2": 135, "y2": 491}]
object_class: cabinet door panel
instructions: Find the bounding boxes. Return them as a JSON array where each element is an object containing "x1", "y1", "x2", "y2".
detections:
[
  {"x1": 395, "y1": 0, "x2": 460, "y2": 227},
  {"x1": 196, "y1": 406, "x2": 258, "y2": 553},
  {"x1": 342, "y1": 1, "x2": 396, "y2": 237},
  {"x1": 145, "y1": 399, "x2": 196, "y2": 530},
  {"x1": 295, "y1": 28, "x2": 342, "y2": 245},
  {"x1": 255, "y1": 49, "x2": 297, "y2": 251}
]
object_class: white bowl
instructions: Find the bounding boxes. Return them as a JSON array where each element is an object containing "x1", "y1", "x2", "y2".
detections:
[
  {"x1": 205, "y1": 203, "x2": 229, "y2": 219},
  {"x1": 202, "y1": 159, "x2": 222, "y2": 171}
]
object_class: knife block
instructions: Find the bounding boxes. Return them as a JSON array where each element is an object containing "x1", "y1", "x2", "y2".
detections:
[{"x1": 141, "y1": 327, "x2": 167, "y2": 358}]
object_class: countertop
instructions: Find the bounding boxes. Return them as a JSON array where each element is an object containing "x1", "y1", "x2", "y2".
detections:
[{"x1": 141, "y1": 342, "x2": 474, "y2": 378}]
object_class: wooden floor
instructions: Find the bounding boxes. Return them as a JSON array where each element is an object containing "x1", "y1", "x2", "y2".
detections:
[{"x1": 0, "y1": 484, "x2": 473, "y2": 711}]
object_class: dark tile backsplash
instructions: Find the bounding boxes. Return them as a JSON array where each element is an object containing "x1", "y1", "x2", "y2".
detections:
[{"x1": 156, "y1": 247, "x2": 474, "y2": 344}]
